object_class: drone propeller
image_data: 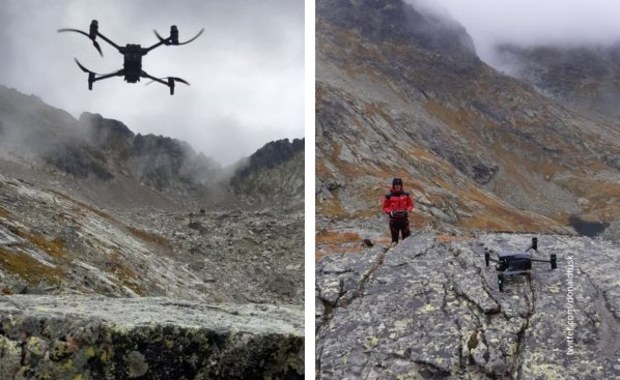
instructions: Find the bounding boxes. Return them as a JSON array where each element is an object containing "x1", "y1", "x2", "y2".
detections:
[
  {"x1": 145, "y1": 77, "x2": 190, "y2": 86},
  {"x1": 177, "y1": 28, "x2": 204, "y2": 45},
  {"x1": 57, "y1": 28, "x2": 103, "y2": 56},
  {"x1": 153, "y1": 30, "x2": 167, "y2": 44},
  {"x1": 74, "y1": 59, "x2": 119, "y2": 77},
  {"x1": 74, "y1": 58, "x2": 97, "y2": 75},
  {"x1": 153, "y1": 28, "x2": 204, "y2": 45}
]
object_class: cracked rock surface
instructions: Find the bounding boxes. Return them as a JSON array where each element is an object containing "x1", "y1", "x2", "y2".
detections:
[
  {"x1": 316, "y1": 233, "x2": 620, "y2": 379},
  {"x1": 0, "y1": 295, "x2": 303, "y2": 379}
]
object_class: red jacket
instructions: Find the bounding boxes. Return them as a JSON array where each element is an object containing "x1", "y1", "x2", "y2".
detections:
[{"x1": 383, "y1": 187, "x2": 414, "y2": 218}]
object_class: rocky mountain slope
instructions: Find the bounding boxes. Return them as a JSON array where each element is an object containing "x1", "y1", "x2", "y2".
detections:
[
  {"x1": 0, "y1": 84, "x2": 304, "y2": 305},
  {"x1": 316, "y1": 233, "x2": 620, "y2": 379},
  {"x1": 0, "y1": 83, "x2": 304, "y2": 377},
  {"x1": 316, "y1": 0, "x2": 620, "y2": 239},
  {"x1": 232, "y1": 138, "x2": 304, "y2": 204},
  {"x1": 494, "y1": 42, "x2": 620, "y2": 121}
]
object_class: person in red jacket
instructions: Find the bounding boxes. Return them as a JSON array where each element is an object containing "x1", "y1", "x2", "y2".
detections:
[{"x1": 382, "y1": 178, "x2": 414, "y2": 244}]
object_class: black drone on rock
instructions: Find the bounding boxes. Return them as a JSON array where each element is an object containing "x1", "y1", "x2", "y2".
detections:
[
  {"x1": 484, "y1": 237, "x2": 557, "y2": 292},
  {"x1": 58, "y1": 20, "x2": 203, "y2": 95}
]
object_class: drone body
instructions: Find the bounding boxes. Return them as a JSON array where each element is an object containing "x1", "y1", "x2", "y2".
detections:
[
  {"x1": 58, "y1": 20, "x2": 203, "y2": 95},
  {"x1": 484, "y1": 237, "x2": 557, "y2": 292}
]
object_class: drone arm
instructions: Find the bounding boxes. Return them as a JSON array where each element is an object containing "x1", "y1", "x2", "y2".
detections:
[
  {"x1": 95, "y1": 32, "x2": 122, "y2": 52},
  {"x1": 144, "y1": 38, "x2": 171, "y2": 53},
  {"x1": 140, "y1": 72, "x2": 169, "y2": 86},
  {"x1": 92, "y1": 70, "x2": 124, "y2": 83}
]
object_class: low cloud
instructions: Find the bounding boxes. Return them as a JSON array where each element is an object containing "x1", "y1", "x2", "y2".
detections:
[{"x1": 409, "y1": 0, "x2": 620, "y2": 65}]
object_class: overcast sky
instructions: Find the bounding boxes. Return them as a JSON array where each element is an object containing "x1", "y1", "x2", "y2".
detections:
[
  {"x1": 0, "y1": 0, "x2": 304, "y2": 165},
  {"x1": 414, "y1": 0, "x2": 620, "y2": 64}
]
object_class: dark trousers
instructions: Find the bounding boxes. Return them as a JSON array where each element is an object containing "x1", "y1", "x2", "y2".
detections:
[{"x1": 389, "y1": 218, "x2": 411, "y2": 243}]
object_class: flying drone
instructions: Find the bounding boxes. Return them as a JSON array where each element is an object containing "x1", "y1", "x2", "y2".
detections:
[
  {"x1": 484, "y1": 237, "x2": 557, "y2": 292},
  {"x1": 58, "y1": 20, "x2": 204, "y2": 95}
]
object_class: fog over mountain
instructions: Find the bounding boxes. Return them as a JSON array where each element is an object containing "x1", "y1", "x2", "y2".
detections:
[{"x1": 412, "y1": 0, "x2": 620, "y2": 66}]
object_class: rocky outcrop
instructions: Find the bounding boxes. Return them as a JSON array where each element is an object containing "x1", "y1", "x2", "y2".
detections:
[
  {"x1": 0, "y1": 295, "x2": 303, "y2": 379},
  {"x1": 232, "y1": 139, "x2": 304, "y2": 203},
  {"x1": 316, "y1": 0, "x2": 476, "y2": 61},
  {"x1": 494, "y1": 43, "x2": 620, "y2": 121},
  {"x1": 129, "y1": 133, "x2": 221, "y2": 190},
  {"x1": 316, "y1": 232, "x2": 620, "y2": 379}
]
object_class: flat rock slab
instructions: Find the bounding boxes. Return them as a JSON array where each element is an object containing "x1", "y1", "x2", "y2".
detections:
[
  {"x1": 0, "y1": 295, "x2": 304, "y2": 379},
  {"x1": 316, "y1": 233, "x2": 620, "y2": 379}
]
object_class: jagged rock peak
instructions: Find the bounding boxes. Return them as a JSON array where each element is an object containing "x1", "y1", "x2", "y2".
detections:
[
  {"x1": 317, "y1": 0, "x2": 476, "y2": 58},
  {"x1": 237, "y1": 138, "x2": 304, "y2": 176}
]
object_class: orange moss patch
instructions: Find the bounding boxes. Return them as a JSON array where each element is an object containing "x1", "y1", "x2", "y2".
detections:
[
  {"x1": 316, "y1": 158, "x2": 337, "y2": 182},
  {"x1": 29, "y1": 235, "x2": 65, "y2": 259},
  {"x1": 317, "y1": 196, "x2": 347, "y2": 219},
  {"x1": 364, "y1": 102, "x2": 395, "y2": 126},
  {"x1": 107, "y1": 251, "x2": 146, "y2": 296},
  {"x1": 0, "y1": 207, "x2": 9, "y2": 218},
  {"x1": 457, "y1": 186, "x2": 556, "y2": 232},
  {"x1": 425, "y1": 100, "x2": 484, "y2": 142},
  {"x1": 107, "y1": 251, "x2": 137, "y2": 280},
  {"x1": 435, "y1": 234, "x2": 474, "y2": 244},
  {"x1": 316, "y1": 230, "x2": 361, "y2": 245},
  {"x1": 316, "y1": 245, "x2": 364, "y2": 261},
  {"x1": 126, "y1": 226, "x2": 172, "y2": 249},
  {"x1": 13, "y1": 228, "x2": 66, "y2": 259},
  {"x1": 0, "y1": 246, "x2": 63, "y2": 285},
  {"x1": 315, "y1": 229, "x2": 365, "y2": 261}
]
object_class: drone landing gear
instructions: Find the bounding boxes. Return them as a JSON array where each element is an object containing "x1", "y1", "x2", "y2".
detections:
[
  {"x1": 497, "y1": 274, "x2": 504, "y2": 292},
  {"x1": 550, "y1": 254, "x2": 557, "y2": 269},
  {"x1": 169, "y1": 78, "x2": 175, "y2": 95}
]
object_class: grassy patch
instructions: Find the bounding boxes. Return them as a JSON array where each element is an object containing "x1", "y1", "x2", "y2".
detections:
[
  {"x1": 316, "y1": 230, "x2": 361, "y2": 245},
  {"x1": 315, "y1": 230, "x2": 369, "y2": 261},
  {"x1": 316, "y1": 245, "x2": 364, "y2": 261},
  {"x1": 436, "y1": 234, "x2": 474, "y2": 244},
  {"x1": 126, "y1": 226, "x2": 171, "y2": 249},
  {"x1": 107, "y1": 251, "x2": 146, "y2": 296},
  {"x1": 0, "y1": 246, "x2": 63, "y2": 285},
  {"x1": 13, "y1": 229, "x2": 66, "y2": 259}
]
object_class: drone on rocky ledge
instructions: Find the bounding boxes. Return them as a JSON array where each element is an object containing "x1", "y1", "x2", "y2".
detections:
[
  {"x1": 484, "y1": 237, "x2": 557, "y2": 292},
  {"x1": 58, "y1": 20, "x2": 203, "y2": 95}
]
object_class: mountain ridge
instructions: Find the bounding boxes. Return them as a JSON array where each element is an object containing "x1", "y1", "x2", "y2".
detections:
[{"x1": 0, "y1": 84, "x2": 303, "y2": 207}]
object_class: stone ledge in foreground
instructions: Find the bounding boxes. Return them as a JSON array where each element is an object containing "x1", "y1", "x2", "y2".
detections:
[{"x1": 0, "y1": 295, "x2": 304, "y2": 379}]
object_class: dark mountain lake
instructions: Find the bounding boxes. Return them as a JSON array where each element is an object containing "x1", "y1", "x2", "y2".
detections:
[{"x1": 569, "y1": 216, "x2": 609, "y2": 237}]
